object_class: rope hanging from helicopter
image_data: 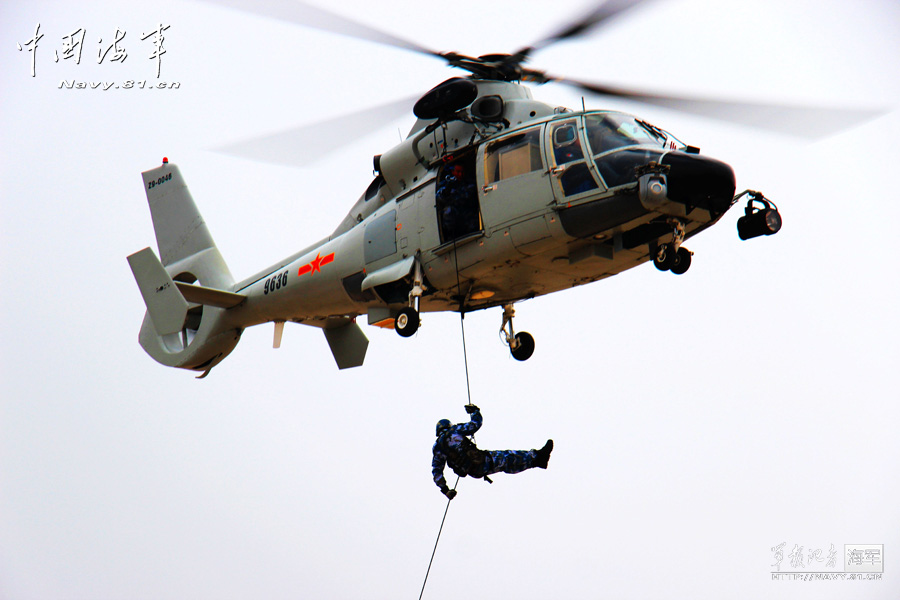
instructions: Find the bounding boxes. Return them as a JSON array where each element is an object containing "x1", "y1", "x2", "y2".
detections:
[
  {"x1": 453, "y1": 239, "x2": 474, "y2": 406},
  {"x1": 417, "y1": 240, "x2": 476, "y2": 600}
]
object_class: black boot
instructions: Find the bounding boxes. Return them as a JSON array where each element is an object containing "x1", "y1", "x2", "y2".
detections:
[{"x1": 535, "y1": 439, "x2": 554, "y2": 469}]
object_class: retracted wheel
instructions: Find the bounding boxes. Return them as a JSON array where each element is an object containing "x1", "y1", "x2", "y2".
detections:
[
  {"x1": 510, "y1": 331, "x2": 535, "y2": 361},
  {"x1": 670, "y1": 247, "x2": 692, "y2": 275},
  {"x1": 395, "y1": 307, "x2": 420, "y2": 337},
  {"x1": 653, "y1": 243, "x2": 676, "y2": 271}
]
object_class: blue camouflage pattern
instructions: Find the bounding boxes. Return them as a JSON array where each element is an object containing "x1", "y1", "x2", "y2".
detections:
[{"x1": 432, "y1": 407, "x2": 537, "y2": 493}]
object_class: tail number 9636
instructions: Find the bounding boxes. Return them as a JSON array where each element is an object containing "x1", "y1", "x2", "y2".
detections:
[{"x1": 264, "y1": 271, "x2": 289, "y2": 295}]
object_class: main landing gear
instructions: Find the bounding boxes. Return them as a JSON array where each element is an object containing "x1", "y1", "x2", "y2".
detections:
[
  {"x1": 395, "y1": 306, "x2": 420, "y2": 337},
  {"x1": 653, "y1": 218, "x2": 692, "y2": 275},
  {"x1": 394, "y1": 258, "x2": 424, "y2": 337},
  {"x1": 392, "y1": 258, "x2": 536, "y2": 363},
  {"x1": 500, "y1": 304, "x2": 534, "y2": 361}
]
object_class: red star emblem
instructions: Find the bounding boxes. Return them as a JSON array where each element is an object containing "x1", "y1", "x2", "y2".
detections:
[
  {"x1": 310, "y1": 253, "x2": 324, "y2": 274},
  {"x1": 297, "y1": 252, "x2": 335, "y2": 277}
]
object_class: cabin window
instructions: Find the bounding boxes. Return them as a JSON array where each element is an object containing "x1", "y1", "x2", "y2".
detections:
[{"x1": 484, "y1": 127, "x2": 543, "y2": 185}]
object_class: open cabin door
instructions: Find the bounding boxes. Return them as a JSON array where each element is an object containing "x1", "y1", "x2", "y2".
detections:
[{"x1": 434, "y1": 152, "x2": 482, "y2": 245}]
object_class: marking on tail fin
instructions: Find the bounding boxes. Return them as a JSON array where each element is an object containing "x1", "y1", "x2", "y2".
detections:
[
  {"x1": 141, "y1": 163, "x2": 217, "y2": 267},
  {"x1": 127, "y1": 247, "x2": 188, "y2": 335}
]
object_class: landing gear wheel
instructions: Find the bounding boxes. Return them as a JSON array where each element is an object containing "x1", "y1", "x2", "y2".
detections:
[
  {"x1": 653, "y1": 244, "x2": 676, "y2": 271},
  {"x1": 510, "y1": 331, "x2": 535, "y2": 361},
  {"x1": 394, "y1": 307, "x2": 420, "y2": 337},
  {"x1": 670, "y1": 247, "x2": 692, "y2": 275}
]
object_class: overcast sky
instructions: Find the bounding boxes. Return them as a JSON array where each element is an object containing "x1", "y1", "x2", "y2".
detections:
[{"x1": 2, "y1": 0, "x2": 899, "y2": 598}]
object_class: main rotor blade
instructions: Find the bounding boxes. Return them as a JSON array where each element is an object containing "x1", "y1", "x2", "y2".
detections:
[
  {"x1": 555, "y1": 76, "x2": 885, "y2": 139},
  {"x1": 202, "y1": 0, "x2": 442, "y2": 59},
  {"x1": 514, "y1": 0, "x2": 654, "y2": 59},
  {"x1": 213, "y1": 96, "x2": 418, "y2": 167}
]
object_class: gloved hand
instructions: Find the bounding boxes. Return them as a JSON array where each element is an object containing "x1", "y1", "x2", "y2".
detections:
[
  {"x1": 443, "y1": 488, "x2": 458, "y2": 500},
  {"x1": 465, "y1": 404, "x2": 479, "y2": 414}
]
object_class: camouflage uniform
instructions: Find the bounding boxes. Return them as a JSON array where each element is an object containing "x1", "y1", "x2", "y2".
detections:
[{"x1": 432, "y1": 407, "x2": 544, "y2": 498}]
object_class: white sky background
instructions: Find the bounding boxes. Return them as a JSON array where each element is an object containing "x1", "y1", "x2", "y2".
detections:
[{"x1": 1, "y1": 0, "x2": 899, "y2": 598}]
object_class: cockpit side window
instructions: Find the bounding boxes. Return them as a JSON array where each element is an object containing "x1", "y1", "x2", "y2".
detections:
[
  {"x1": 549, "y1": 119, "x2": 599, "y2": 197},
  {"x1": 484, "y1": 127, "x2": 543, "y2": 185},
  {"x1": 552, "y1": 123, "x2": 584, "y2": 164}
]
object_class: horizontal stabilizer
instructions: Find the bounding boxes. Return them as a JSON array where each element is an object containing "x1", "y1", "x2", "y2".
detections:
[
  {"x1": 175, "y1": 282, "x2": 245, "y2": 308},
  {"x1": 127, "y1": 247, "x2": 188, "y2": 335}
]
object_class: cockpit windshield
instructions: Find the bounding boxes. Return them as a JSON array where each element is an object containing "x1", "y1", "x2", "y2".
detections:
[{"x1": 584, "y1": 113, "x2": 675, "y2": 156}]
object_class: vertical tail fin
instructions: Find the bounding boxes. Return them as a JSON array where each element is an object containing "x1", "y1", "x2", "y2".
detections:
[
  {"x1": 141, "y1": 160, "x2": 234, "y2": 289},
  {"x1": 131, "y1": 160, "x2": 241, "y2": 375},
  {"x1": 144, "y1": 161, "x2": 214, "y2": 264}
]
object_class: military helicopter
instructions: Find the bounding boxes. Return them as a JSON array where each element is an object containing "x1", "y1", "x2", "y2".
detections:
[{"x1": 128, "y1": 0, "x2": 870, "y2": 377}]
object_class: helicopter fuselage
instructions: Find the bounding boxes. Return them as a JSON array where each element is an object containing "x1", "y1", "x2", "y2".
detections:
[
  {"x1": 230, "y1": 81, "x2": 735, "y2": 326},
  {"x1": 130, "y1": 80, "x2": 756, "y2": 374}
]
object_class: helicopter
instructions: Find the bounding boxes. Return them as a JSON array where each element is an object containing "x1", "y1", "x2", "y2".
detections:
[{"x1": 128, "y1": 0, "x2": 873, "y2": 377}]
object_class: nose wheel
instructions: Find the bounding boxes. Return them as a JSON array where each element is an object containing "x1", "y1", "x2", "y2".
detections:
[
  {"x1": 653, "y1": 218, "x2": 692, "y2": 275},
  {"x1": 500, "y1": 304, "x2": 535, "y2": 361},
  {"x1": 654, "y1": 244, "x2": 692, "y2": 274}
]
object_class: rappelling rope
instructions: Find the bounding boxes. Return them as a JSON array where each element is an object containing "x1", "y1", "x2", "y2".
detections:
[
  {"x1": 451, "y1": 239, "x2": 473, "y2": 407},
  {"x1": 417, "y1": 475, "x2": 459, "y2": 600},
  {"x1": 418, "y1": 241, "x2": 475, "y2": 599},
  {"x1": 458, "y1": 308, "x2": 473, "y2": 407}
]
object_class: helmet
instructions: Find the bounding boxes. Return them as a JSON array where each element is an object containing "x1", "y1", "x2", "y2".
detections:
[{"x1": 435, "y1": 419, "x2": 451, "y2": 436}]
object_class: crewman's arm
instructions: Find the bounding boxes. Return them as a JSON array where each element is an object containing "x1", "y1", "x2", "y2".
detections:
[{"x1": 456, "y1": 405, "x2": 482, "y2": 435}]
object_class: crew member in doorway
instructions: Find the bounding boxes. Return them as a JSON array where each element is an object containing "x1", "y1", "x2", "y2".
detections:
[
  {"x1": 436, "y1": 163, "x2": 478, "y2": 241},
  {"x1": 432, "y1": 404, "x2": 553, "y2": 500}
]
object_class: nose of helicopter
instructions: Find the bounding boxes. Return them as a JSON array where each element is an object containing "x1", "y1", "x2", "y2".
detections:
[{"x1": 661, "y1": 151, "x2": 736, "y2": 214}]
